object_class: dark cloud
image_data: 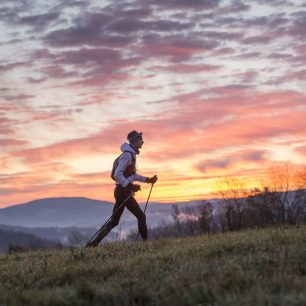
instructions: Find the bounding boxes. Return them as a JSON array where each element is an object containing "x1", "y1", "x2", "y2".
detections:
[
  {"x1": 267, "y1": 52, "x2": 293, "y2": 60},
  {"x1": 38, "y1": 65, "x2": 77, "y2": 79},
  {"x1": 152, "y1": 63, "x2": 222, "y2": 74},
  {"x1": 253, "y1": 0, "x2": 292, "y2": 5},
  {"x1": 27, "y1": 77, "x2": 47, "y2": 84},
  {"x1": 239, "y1": 150, "x2": 266, "y2": 162},
  {"x1": 140, "y1": 0, "x2": 220, "y2": 9},
  {"x1": 140, "y1": 34, "x2": 219, "y2": 62},
  {"x1": 236, "y1": 51, "x2": 261, "y2": 59},
  {"x1": 277, "y1": 69, "x2": 306, "y2": 82},
  {"x1": 52, "y1": 0, "x2": 89, "y2": 11},
  {"x1": 44, "y1": 8, "x2": 145, "y2": 47},
  {"x1": 70, "y1": 72, "x2": 130, "y2": 88},
  {"x1": 44, "y1": 26, "x2": 134, "y2": 47},
  {"x1": 216, "y1": 12, "x2": 289, "y2": 37},
  {"x1": 0, "y1": 7, "x2": 16, "y2": 24},
  {"x1": 242, "y1": 35, "x2": 273, "y2": 45},
  {"x1": 216, "y1": 16, "x2": 242, "y2": 28},
  {"x1": 0, "y1": 62, "x2": 27, "y2": 72},
  {"x1": 36, "y1": 47, "x2": 142, "y2": 85},
  {"x1": 55, "y1": 48, "x2": 121, "y2": 67},
  {"x1": 19, "y1": 12, "x2": 61, "y2": 30},
  {"x1": 30, "y1": 48, "x2": 58, "y2": 60},
  {"x1": 214, "y1": 47, "x2": 236, "y2": 56},
  {"x1": 106, "y1": 18, "x2": 147, "y2": 33},
  {"x1": 245, "y1": 14, "x2": 289, "y2": 28},
  {"x1": 197, "y1": 159, "x2": 230, "y2": 173},
  {"x1": 234, "y1": 70, "x2": 259, "y2": 84},
  {"x1": 202, "y1": 30, "x2": 244, "y2": 41},
  {"x1": 219, "y1": 1, "x2": 251, "y2": 13},
  {"x1": 1, "y1": 94, "x2": 35, "y2": 102},
  {"x1": 30, "y1": 107, "x2": 83, "y2": 122},
  {"x1": 0, "y1": 0, "x2": 50, "y2": 29},
  {"x1": 287, "y1": 11, "x2": 306, "y2": 38},
  {"x1": 110, "y1": 6, "x2": 153, "y2": 19},
  {"x1": 72, "y1": 11, "x2": 114, "y2": 29},
  {"x1": 107, "y1": 18, "x2": 193, "y2": 34},
  {"x1": 43, "y1": 7, "x2": 193, "y2": 52}
]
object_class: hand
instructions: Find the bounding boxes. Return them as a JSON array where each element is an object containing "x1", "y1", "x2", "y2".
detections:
[
  {"x1": 146, "y1": 175, "x2": 158, "y2": 184},
  {"x1": 128, "y1": 184, "x2": 141, "y2": 193}
]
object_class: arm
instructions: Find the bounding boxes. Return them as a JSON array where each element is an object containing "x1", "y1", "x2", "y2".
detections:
[{"x1": 133, "y1": 173, "x2": 147, "y2": 183}]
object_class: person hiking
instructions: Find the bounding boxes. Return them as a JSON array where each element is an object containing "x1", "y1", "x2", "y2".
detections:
[{"x1": 87, "y1": 130, "x2": 158, "y2": 247}]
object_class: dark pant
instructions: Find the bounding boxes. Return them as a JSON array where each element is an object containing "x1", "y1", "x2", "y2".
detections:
[{"x1": 90, "y1": 185, "x2": 147, "y2": 246}]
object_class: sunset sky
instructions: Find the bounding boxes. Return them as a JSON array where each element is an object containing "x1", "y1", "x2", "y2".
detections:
[{"x1": 1, "y1": 0, "x2": 306, "y2": 207}]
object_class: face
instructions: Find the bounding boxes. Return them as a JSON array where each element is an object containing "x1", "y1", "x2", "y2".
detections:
[{"x1": 134, "y1": 138, "x2": 144, "y2": 149}]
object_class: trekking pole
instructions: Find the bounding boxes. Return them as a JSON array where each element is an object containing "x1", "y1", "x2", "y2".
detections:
[
  {"x1": 135, "y1": 183, "x2": 155, "y2": 241},
  {"x1": 85, "y1": 192, "x2": 133, "y2": 247}
]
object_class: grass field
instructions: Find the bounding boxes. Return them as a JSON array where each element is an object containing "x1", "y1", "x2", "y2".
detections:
[{"x1": 0, "y1": 225, "x2": 306, "y2": 306}]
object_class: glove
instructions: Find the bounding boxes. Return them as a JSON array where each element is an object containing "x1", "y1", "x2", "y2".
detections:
[
  {"x1": 127, "y1": 183, "x2": 141, "y2": 193},
  {"x1": 146, "y1": 175, "x2": 158, "y2": 184}
]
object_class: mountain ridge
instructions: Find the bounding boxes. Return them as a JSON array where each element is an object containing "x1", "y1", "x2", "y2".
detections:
[{"x1": 0, "y1": 196, "x2": 203, "y2": 229}]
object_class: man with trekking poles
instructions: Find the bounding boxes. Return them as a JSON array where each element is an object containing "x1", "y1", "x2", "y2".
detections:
[{"x1": 86, "y1": 130, "x2": 158, "y2": 247}]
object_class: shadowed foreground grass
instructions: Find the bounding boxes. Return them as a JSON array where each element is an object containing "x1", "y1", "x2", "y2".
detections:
[{"x1": 0, "y1": 225, "x2": 306, "y2": 306}]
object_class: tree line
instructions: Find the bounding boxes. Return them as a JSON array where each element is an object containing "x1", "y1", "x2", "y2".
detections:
[
  {"x1": 0, "y1": 229, "x2": 63, "y2": 253},
  {"x1": 127, "y1": 164, "x2": 306, "y2": 240}
]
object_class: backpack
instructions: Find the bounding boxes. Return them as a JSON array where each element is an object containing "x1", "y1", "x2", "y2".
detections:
[{"x1": 111, "y1": 151, "x2": 135, "y2": 181}]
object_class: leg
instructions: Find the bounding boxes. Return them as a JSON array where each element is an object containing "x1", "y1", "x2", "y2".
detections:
[
  {"x1": 88, "y1": 186, "x2": 128, "y2": 246},
  {"x1": 125, "y1": 196, "x2": 148, "y2": 240}
]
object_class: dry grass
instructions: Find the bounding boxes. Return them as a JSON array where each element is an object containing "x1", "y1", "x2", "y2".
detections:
[{"x1": 1, "y1": 225, "x2": 306, "y2": 305}]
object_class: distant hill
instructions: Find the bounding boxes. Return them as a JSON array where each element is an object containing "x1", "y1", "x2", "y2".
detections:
[
  {"x1": 0, "y1": 197, "x2": 113, "y2": 228},
  {"x1": 0, "y1": 197, "x2": 207, "y2": 232}
]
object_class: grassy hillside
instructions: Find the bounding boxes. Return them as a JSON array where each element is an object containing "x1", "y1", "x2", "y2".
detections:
[{"x1": 0, "y1": 225, "x2": 306, "y2": 306}]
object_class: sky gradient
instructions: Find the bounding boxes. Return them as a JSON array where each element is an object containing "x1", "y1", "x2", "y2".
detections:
[{"x1": 1, "y1": 0, "x2": 306, "y2": 207}]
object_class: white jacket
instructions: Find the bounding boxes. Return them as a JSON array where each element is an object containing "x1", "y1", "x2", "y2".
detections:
[{"x1": 114, "y1": 143, "x2": 147, "y2": 187}]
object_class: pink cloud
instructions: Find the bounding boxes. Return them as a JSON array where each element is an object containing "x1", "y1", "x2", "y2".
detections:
[
  {"x1": 0, "y1": 127, "x2": 14, "y2": 135},
  {"x1": 278, "y1": 69, "x2": 306, "y2": 81},
  {"x1": 6, "y1": 87, "x2": 305, "y2": 167},
  {"x1": 152, "y1": 63, "x2": 222, "y2": 74},
  {"x1": 139, "y1": 35, "x2": 218, "y2": 61},
  {"x1": 296, "y1": 146, "x2": 306, "y2": 155},
  {"x1": 0, "y1": 139, "x2": 28, "y2": 147},
  {"x1": 0, "y1": 62, "x2": 27, "y2": 72},
  {"x1": 287, "y1": 11, "x2": 306, "y2": 38},
  {"x1": 294, "y1": 44, "x2": 306, "y2": 55},
  {"x1": 195, "y1": 149, "x2": 267, "y2": 175},
  {"x1": 142, "y1": 89, "x2": 306, "y2": 159}
]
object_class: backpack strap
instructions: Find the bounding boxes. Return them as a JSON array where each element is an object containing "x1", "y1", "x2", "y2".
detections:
[
  {"x1": 122, "y1": 151, "x2": 135, "y2": 161},
  {"x1": 122, "y1": 151, "x2": 136, "y2": 178}
]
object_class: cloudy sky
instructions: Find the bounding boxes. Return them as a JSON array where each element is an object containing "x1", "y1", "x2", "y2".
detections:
[{"x1": 1, "y1": 0, "x2": 306, "y2": 207}]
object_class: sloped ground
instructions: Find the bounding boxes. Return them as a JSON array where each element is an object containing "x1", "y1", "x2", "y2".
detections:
[{"x1": 0, "y1": 225, "x2": 306, "y2": 306}]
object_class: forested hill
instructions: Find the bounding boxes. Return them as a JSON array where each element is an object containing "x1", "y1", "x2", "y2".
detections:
[{"x1": 0, "y1": 229, "x2": 60, "y2": 253}]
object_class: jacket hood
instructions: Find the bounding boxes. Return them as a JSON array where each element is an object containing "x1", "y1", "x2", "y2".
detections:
[{"x1": 120, "y1": 143, "x2": 138, "y2": 155}]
